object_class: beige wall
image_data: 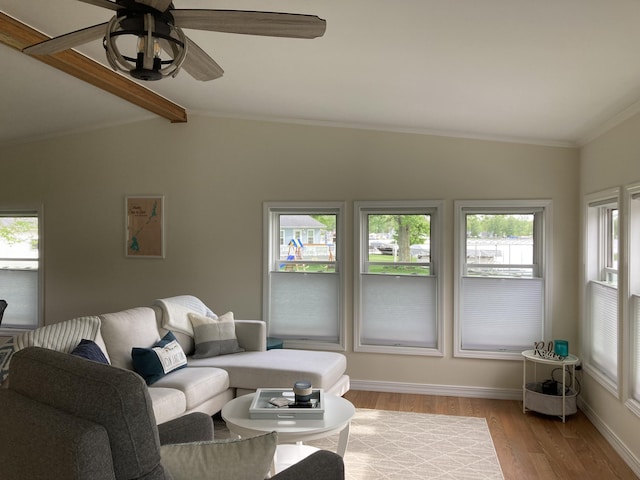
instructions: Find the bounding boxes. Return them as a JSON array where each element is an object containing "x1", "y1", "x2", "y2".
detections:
[
  {"x1": 0, "y1": 115, "x2": 579, "y2": 393},
  {"x1": 580, "y1": 112, "x2": 640, "y2": 463}
]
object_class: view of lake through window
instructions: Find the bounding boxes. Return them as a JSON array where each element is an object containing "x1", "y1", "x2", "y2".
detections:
[{"x1": 465, "y1": 214, "x2": 535, "y2": 277}]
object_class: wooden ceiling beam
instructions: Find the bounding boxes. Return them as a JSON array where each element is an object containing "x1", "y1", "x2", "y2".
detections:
[{"x1": 0, "y1": 12, "x2": 187, "y2": 123}]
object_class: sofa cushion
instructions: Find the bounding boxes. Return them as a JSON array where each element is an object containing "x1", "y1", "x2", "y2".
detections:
[
  {"x1": 189, "y1": 312, "x2": 244, "y2": 358},
  {"x1": 93, "y1": 329, "x2": 112, "y2": 364},
  {"x1": 71, "y1": 339, "x2": 110, "y2": 364},
  {"x1": 160, "y1": 431, "x2": 277, "y2": 480},
  {"x1": 132, "y1": 332, "x2": 188, "y2": 385},
  {"x1": 151, "y1": 367, "x2": 229, "y2": 410},
  {"x1": 147, "y1": 387, "x2": 187, "y2": 425},
  {"x1": 99, "y1": 307, "x2": 161, "y2": 370},
  {"x1": 187, "y1": 349, "x2": 347, "y2": 391}
]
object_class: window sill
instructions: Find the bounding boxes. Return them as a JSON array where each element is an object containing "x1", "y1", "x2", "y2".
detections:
[
  {"x1": 355, "y1": 344, "x2": 443, "y2": 356},
  {"x1": 583, "y1": 362, "x2": 619, "y2": 399},
  {"x1": 278, "y1": 339, "x2": 346, "y2": 352},
  {"x1": 625, "y1": 398, "x2": 640, "y2": 419},
  {"x1": 454, "y1": 348, "x2": 526, "y2": 361},
  {"x1": 0, "y1": 327, "x2": 32, "y2": 337}
]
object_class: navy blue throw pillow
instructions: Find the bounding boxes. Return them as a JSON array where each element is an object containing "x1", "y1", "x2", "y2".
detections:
[
  {"x1": 71, "y1": 339, "x2": 110, "y2": 364},
  {"x1": 131, "y1": 331, "x2": 188, "y2": 385}
]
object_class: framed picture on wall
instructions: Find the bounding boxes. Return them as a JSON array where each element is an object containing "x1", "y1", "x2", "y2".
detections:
[{"x1": 125, "y1": 195, "x2": 165, "y2": 258}]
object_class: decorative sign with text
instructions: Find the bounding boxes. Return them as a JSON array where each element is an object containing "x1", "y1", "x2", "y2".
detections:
[{"x1": 126, "y1": 196, "x2": 164, "y2": 258}]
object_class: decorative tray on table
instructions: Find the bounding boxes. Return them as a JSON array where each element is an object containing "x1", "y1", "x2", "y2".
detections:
[{"x1": 249, "y1": 388, "x2": 325, "y2": 420}]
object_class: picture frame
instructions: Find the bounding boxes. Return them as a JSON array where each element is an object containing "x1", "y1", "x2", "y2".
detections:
[{"x1": 125, "y1": 195, "x2": 165, "y2": 258}]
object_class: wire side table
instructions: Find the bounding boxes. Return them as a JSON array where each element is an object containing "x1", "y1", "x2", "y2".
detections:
[{"x1": 522, "y1": 349, "x2": 579, "y2": 422}]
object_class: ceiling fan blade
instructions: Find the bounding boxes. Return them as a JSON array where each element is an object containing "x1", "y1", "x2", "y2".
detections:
[
  {"x1": 172, "y1": 10, "x2": 326, "y2": 39},
  {"x1": 136, "y1": 0, "x2": 173, "y2": 13},
  {"x1": 181, "y1": 37, "x2": 224, "y2": 81},
  {"x1": 158, "y1": 34, "x2": 223, "y2": 81},
  {"x1": 23, "y1": 22, "x2": 108, "y2": 55},
  {"x1": 77, "y1": 0, "x2": 122, "y2": 11}
]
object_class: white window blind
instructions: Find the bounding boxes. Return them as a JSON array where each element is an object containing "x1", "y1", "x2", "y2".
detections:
[
  {"x1": 588, "y1": 281, "x2": 618, "y2": 382},
  {"x1": 0, "y1": 270, "x2": 38, "y2": 328},
  {"x1": 360, "y1": 275, "x2": 437, "y2": 347},
  {"x1": 269, "y1": 272, "x2": 340, "y2": 342},
  {"x1": 460, "y1": 277, "x2": 543, "y2": 351}
]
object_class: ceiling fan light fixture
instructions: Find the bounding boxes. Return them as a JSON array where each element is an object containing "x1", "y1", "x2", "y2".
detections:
[{"x1": 104, "y1": 12, "x2": 187, "y2": 81}]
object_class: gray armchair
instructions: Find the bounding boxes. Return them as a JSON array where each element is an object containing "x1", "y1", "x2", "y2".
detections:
[{"x1": 0, "y1": 347, "x2": 344, "y2": 480}]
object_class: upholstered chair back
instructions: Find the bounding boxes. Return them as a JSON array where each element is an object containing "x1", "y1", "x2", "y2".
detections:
[{"x1": 8, "y1": 347, "x2": 166, "y2": 479}]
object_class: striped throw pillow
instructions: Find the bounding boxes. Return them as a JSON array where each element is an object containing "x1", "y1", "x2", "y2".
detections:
[{"x1": 15, "y1": 316, "x2": 102, "y2": 353}]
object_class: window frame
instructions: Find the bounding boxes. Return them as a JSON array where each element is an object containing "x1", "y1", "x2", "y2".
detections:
[
  {"x1": 625, "y1": 183, "x2": 640, "y2": 416},
  {"x1": 263, "y1": 202, "x2": 346, "y2": 351},
  {"x1": 0, "y1": 205, "x2": 44, "y2": 334},
  {"x1": 603, "y1": 206, "x2": 619, "y2": 285},
  {"x1": 354, "y1": 200, "x2": 444, "y2": 356},
  {"x1": 453, "y1": 199, "x2": 552, "y2": 360},
  {"x1": 583, "y1": 188, "x2": 621, "y2": 396}
]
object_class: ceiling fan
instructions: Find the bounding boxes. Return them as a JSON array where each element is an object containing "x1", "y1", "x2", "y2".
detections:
[{"x1": 22, "y1": 0, "x2": 326, "y2": 81}]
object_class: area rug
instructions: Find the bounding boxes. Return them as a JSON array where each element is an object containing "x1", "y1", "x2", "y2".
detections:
[{"x1": 215, "y1": 408, "x2": 504, "y2": 480}]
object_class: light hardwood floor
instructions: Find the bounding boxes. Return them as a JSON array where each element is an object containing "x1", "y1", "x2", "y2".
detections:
[{"x1": 343, "y1": 390, "x2": 638, "y2": 479}]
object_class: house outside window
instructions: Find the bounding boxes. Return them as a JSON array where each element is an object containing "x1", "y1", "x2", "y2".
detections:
[
  {"x1": 263, "y1": 203, "x2": 344, "y2": 350},
  {"x1": 354, "y1": 201, "x2": 443, "y2": 355},
  {"x1": 584, "y1": 188, "x2": 620, "y2": 395},
  {"x1": 454, "y1": 200, "x2": 552, "y2": 360},
  {"x1": 0, "y1": 208, "x2": 43, "y2": 331}
]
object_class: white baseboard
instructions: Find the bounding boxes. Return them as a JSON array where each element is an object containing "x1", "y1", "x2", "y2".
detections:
[
  {"x1": 577, "y1": 397, "x2": 640, "y2": 478},
  {"x1": 350, "y1": 379, "x2": 522, "y2": 400}
]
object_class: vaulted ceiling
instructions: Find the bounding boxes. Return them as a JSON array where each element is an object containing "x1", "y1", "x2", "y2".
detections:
[{"x1": 3, "y1": 0, "x2": 640, "y2": 147}]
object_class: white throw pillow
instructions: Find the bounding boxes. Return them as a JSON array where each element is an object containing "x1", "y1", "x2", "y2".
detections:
[
  {"x1": 161, "y1": 432, "x2": 277, "y2": 480},
  {"x1": 188, "y1": 312, "x2": 244, "y2": 358}
]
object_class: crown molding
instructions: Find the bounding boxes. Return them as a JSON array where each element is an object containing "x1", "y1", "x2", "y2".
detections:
[{"x1": 577, "y1": 99, "x2": 640, "y2": 147}]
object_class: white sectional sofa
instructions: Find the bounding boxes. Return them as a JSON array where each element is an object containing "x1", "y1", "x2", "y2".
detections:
[{"x1": 1, "y1": 297, "x2": 350, "y2": 425}]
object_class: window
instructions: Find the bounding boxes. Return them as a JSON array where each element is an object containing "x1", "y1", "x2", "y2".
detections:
[
  {"x1": 584, "y1": 189, "x2": 620, "y2": 394},
  {"x1": 454, "y1": 200, "x2": 551, "y2": 359},
  {"x1": 263, "y1": 203, "x2": 344, "y2": 350},
  {"x1": 354, "y1": 201, "x2": 443, "y2": 355},
  {"x1": 627, "y1": 184, "x2": 640, "y2": 412},
  {"x1": 0, "y1": 208, "x2": 43, "y2": 331}
]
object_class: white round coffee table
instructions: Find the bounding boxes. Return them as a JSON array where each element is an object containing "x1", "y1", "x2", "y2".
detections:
[{"x1": 221, "y1": 392, "x2": 355, "y2": 473}]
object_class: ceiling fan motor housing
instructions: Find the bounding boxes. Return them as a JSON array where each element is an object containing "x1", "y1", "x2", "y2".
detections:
[{"x1": 105, "y1": 9, "x2": 187, "y2": 81}]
